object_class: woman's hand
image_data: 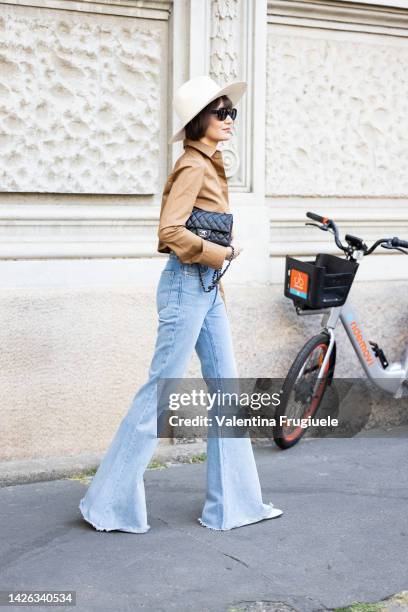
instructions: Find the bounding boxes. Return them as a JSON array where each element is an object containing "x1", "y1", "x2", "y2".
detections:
[{"x1": 225, "y1": 243, "x2": 244, "y2": 260}]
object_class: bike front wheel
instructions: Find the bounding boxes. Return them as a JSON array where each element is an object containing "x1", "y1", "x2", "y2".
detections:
[{"x1": 273, "y1": 333, "x2": 335, "y2": 449}]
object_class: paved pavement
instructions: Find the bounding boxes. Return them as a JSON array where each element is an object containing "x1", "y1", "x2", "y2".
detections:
[{"x1": 0, "y1": 429, "x2": 407, "y2": 612}]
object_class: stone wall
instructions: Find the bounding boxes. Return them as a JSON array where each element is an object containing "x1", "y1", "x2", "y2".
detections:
[
  {"x1": 266, "y1": 30, "x2": 408, "y2": 197},
  {"x1": 1, "y1": 0, "x2": 408, "y2": 466},
  {"x1": 0, "y1": 2, "x2": 166, "y2": 194}
]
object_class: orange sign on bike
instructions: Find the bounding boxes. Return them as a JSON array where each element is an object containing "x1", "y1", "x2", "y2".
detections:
[{"x1": 289, "y1": 269, "x2": 309, "y2": 299}]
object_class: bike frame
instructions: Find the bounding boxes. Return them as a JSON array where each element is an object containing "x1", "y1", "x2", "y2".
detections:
[{"x1": 298, "y1": 301, "x2": 408, "y2": 398}]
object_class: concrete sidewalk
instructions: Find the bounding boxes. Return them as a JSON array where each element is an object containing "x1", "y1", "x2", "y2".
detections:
[{"x1": 0, "y1": 430, "x2": 407, "y2": 612}]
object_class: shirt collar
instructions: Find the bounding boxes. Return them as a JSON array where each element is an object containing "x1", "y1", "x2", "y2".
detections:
[{"x1": 183, "y1": 138, "x2": 219, "y2": 159}]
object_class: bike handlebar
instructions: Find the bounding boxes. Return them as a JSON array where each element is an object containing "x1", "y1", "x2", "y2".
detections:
[
  {"x1": 305, "y1": 212, "x2": 408, "y2": 257},
  {"x1": 306, "y1": 211, "x2": 329, "y2": 225},
  {"x1": 391, "y1": 237, "x2": 408, "y2": 249}
]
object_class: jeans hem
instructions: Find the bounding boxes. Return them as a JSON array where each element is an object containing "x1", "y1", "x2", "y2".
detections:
[
  {"x1": 79, "y1": 500, "x2": 150, "y2": 534},
  {"x1": 197, "y1": 502, "x2": 283, "y2": 531}
]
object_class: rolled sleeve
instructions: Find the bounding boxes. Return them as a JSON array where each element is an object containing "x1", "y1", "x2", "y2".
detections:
[
  {"x1": 158, "y1": 163, "x2": 228, "y2": 269},
  {"x1": 201, "y1": 239, "x2": 228, "y2": 270}
]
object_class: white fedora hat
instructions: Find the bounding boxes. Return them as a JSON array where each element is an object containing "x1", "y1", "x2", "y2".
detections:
[{"x1": 169, "y1": 75, "x2": 247, "y2": 144}]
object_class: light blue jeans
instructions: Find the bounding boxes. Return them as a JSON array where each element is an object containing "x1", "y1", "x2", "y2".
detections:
[{"x1": 79, "y1": 252, "x2": 279, "y2": 532}]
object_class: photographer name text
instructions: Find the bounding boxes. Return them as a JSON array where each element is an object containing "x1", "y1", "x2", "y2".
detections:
[{"x1": 167, "y1": 415, "x2": 338, "y2": 429}]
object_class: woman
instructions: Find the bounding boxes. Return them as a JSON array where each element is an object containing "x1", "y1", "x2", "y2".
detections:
[{"x1": 78, "y1": 75, "x2": 283, "y2": 532}]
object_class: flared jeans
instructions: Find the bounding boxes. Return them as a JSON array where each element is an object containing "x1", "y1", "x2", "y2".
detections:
[{"x1": 79, "y1": 251, "x2": 279, "y2": 532}]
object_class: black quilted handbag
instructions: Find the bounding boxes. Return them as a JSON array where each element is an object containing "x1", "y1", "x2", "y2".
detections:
[{"x1": 185, "y1": 206, "x2": 234, "y2": 292}]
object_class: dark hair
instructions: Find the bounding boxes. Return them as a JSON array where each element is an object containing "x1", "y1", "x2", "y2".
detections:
[{"x1": 184, "y1": 95, "x2": 233, "y2": 141}]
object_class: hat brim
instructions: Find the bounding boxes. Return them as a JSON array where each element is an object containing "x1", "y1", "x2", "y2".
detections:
[{"x1": 168, "y1": 80, "x2": 247, "y2": 145}]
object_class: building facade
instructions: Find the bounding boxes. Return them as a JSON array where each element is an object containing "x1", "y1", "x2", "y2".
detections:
[{"x1": 1, "y1": 0, "x2": 408, "y2": 467}]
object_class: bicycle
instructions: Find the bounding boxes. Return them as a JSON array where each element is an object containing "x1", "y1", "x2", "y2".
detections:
[{"x1": 256, "y1": 211, "x2": 408, "y2": 450}]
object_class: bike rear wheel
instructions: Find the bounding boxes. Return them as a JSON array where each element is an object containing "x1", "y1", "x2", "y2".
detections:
[{"x1": 273, "y1": 333, "x2": 335, "y2": 449}]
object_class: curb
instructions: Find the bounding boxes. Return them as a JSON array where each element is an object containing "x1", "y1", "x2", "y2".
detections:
[{"x1": 0, "y1": 440, "x2": 207, "y2": 487}]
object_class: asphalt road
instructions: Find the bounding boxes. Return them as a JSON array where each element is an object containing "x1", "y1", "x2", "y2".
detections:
[{"x1": 0, "y1": 429, "x2": 407, "y2": 612}]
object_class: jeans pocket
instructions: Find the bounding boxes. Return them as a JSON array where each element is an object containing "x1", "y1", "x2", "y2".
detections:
[
  {"x1": 184, "y1": 264, "x2": 209, "y2": 276},
  {"x1": 156, "y1": 270, "x2": 176, "y2": 313}
]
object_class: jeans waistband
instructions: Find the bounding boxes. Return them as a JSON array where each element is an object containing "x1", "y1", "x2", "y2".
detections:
[{"x1": 166, "y1": 250, "x2": 211, "y2": 275}]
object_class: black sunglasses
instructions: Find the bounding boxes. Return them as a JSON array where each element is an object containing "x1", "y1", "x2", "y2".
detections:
[{"x1": 210, "y1": 107, "x2": 237, "y2": 121}]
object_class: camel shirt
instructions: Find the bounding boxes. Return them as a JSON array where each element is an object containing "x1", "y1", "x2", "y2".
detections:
[{"x1": 157, "y1": 138, "x2": 233, "y2": 305}]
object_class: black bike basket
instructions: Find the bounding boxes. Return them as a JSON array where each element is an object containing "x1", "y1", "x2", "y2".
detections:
[{"x1": 284, "y1": 253, "x2": 359, "y2": 309}]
